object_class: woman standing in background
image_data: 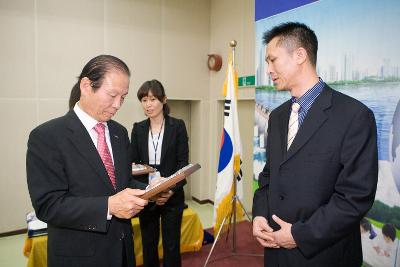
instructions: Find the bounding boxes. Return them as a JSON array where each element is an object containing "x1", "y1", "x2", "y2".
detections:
[{"x1": 130, "y1": 79, "x2": 189, "y2": 267}]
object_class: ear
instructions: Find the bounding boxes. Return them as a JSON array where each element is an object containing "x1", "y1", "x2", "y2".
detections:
[
  {"x1": 163, "y1": 96, "x2": 167, "y2": 104},
  {"x1": 295, "y1": 47, "x2": 307, "y2": 65},
  {"x1": 80, "y1": 77, "x2": 92, "y2": 97}
]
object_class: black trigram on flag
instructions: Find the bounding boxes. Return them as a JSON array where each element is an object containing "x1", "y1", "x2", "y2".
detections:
[
  {"x1": 237, "y1": 159, "x2": 243, "y2": 181},
  {"x1": 224, "y1": 99, "x2": 231, "y2": 117}
]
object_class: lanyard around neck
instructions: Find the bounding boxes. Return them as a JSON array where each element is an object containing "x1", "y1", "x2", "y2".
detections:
[{"x1": 150, "y1": 118, "x2": 165, "y2": 164}]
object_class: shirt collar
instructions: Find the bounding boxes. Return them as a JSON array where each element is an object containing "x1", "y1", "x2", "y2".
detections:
[
  {"x1": 73, "y1": 102, "x2": 107, "y2": 132},
  {"x1": 291, "y1": 78, "x2": 325, "y2": 113}
]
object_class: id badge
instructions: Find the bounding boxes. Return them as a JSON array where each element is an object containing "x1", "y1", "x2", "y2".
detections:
[{"x1": 148, "y1": 171, "x2": 161, "y2": 184}]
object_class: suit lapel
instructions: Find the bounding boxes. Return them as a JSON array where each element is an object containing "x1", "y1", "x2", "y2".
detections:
[
  {"x1": 108, "y1": 122, "x2": 124, "y2": 191},
  {"x1": 141, "y1": 119, "x2": 150, "y2": 164},
  {"x1": 277, "y1": 101, "x2": 291, "y2": 161},
  {"x1": 66, "y1": 111, "x2": 115, "y2": 192},
  {"x1": 160, "y1": 116, "x2": 173, "y2": 163},
  {"x1": 281, "y1": 87, "x2": 332, "y2": 165}
]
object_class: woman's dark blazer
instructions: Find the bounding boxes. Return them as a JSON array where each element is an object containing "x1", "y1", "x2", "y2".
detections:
[{"x1": 130, "y1": 115, "x2": 189, "y2": 206}]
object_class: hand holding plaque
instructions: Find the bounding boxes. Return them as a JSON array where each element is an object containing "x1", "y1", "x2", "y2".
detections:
[
  {"x1": 132, "y1": 163, "x2": 156, "y2": 176},
  {"x1": 140, "y1": 163, "x2": 201, "y2": 200},
  {"x1": 148, "y1": 177, "x2": 174, "y2": 205}
]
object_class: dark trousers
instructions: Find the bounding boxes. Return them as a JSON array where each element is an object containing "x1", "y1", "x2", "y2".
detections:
[
  {"x1": 139, "y1": 203, "x2": 183, "y2": 267},
  {"x1": 123, "y1": 238, "x2": 136, "y2": 267}
]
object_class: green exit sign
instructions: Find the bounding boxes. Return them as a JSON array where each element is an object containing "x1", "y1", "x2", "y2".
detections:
[{"x1": 238, "y1": 75, "x2": 255, "y2": 87}]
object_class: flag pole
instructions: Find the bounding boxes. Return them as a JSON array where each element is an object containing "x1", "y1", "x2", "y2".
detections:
[
  {"x1": 230, "y1": 39, "x2": 238, "y2": 254},
  {"x1": 204, "y1": 40, "x2": 261, "y2": 267},
  {"x1": 228, "y1": 39, "x2": 259, "y2": 257}
]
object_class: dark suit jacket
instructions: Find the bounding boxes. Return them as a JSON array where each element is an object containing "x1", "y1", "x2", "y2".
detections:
[
  {"x1": 27, "y1": 110, "x2": 145, "y2": 267},
  {"x1": 252, "y1": 86, "x2": 378, "y2": 267},
  {"x1": 130, "y1": 115, "x2": 189, "y2": 207}
]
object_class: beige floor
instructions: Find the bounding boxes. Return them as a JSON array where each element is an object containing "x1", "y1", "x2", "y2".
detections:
[{"x1": 0, "y1": 200, "x2": 214, "y2": 267}]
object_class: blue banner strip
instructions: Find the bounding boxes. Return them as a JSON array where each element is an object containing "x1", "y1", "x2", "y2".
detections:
[{"x1": 255, "y1": 0, "x2": 318, "y2": 21}]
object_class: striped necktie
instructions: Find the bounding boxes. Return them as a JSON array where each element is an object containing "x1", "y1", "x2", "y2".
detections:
[
  {"x1": 94, "y1": 123, "x2": 116, "y2": 189},
  {"x1": 287, "y1": 102, "x2": 301, "y2": 150}
]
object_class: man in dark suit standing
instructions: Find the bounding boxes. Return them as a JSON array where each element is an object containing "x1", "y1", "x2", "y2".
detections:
[
  {"x1": 252, "y1": 22, "x2": 378, "y2": 267},
  {"x1": 27, "y1": 55, "x2": 148, "y2": 267}
]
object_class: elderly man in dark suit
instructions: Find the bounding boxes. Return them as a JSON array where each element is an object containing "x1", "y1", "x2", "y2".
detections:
[
  {"x1": 252, "y1": 22, "x2": 378, "y2": 267},
  {"x1": 27, "y1": 55, "x2": 149, "y2": 267}
]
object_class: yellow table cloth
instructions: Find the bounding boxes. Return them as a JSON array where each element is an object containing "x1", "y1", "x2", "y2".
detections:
[{"x1": 24, "y1": 208, "x2": 203, "y2": 267}]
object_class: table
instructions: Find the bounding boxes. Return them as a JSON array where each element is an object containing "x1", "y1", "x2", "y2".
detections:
[{"x1": 23, "y1": 208, "x2": 203, "y2": 266}]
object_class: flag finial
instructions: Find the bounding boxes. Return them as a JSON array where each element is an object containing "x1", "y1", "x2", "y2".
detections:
[{"x1": 229, "y1": 40, "x2": 237, "y2": 48}]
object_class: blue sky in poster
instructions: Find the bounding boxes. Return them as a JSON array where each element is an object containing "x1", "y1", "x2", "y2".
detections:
[
  {"x1": 255, "y1": 0, "x2": 400, "y2": 162},
  {"x1": 255, "y1": 0, "x2": 400, "y2": 86},
  {"x1": 255, "y1": 0, "x2": 318, "y2": 21}
]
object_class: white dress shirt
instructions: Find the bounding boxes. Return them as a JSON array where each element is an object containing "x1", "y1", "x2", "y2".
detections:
[
  {"x1": 73, "y1": 102, "x2": 114, "y2": 164},
  {"x1": 148, "y1": 127, "x2": 165, "y2": 165}
]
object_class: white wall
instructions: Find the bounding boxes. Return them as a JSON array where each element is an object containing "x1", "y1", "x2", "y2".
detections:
[{"x1": 0, "y1": 0, "x2": 255, "y2": 232}]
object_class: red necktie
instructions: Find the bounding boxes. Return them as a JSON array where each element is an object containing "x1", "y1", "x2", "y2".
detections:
[{"x1": 94, "y1": 123, "x2": 116, "y2": 189}]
